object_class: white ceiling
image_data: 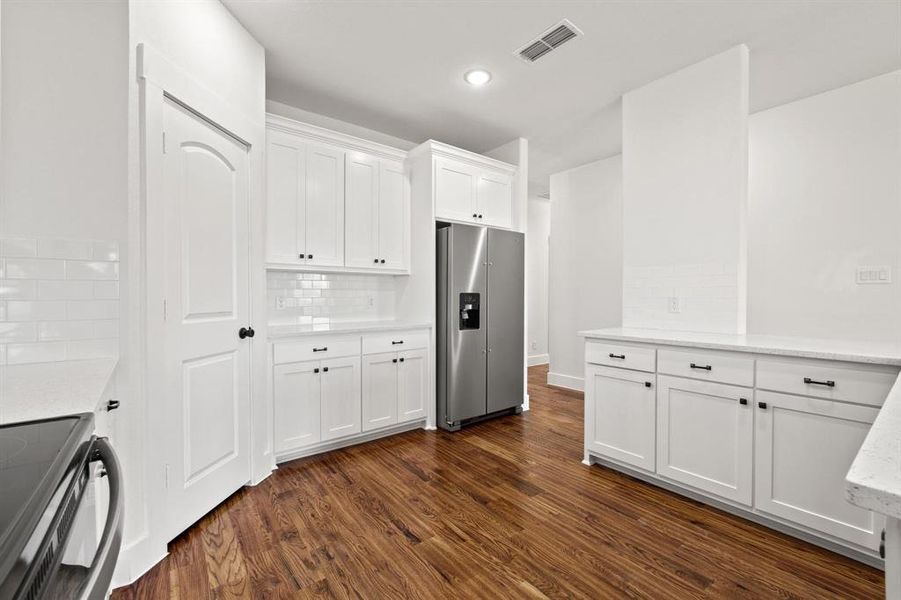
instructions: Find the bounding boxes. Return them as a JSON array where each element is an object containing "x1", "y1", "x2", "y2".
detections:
[{"x1": 223, "y1": 0, "x2": 901, "y2": 193}]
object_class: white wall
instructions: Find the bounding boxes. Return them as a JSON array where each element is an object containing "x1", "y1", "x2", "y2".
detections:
[
  {"x1": 1, "y1": 0, "x2": 127, "y2": 239},
  {"x1": 748, "y1": 70, "x2": 901, "y2": 343},
  {"x1": 527, "y1": 195, "x2": 550, "y2": 365},
  {"x1": 548, "y1": 156, "x2": 623, "y2": 390},
  {"x1": 622, "y1": 46, "x2": 749, "y2": 334}
]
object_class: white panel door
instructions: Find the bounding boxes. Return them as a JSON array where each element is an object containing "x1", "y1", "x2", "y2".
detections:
[
  {"x1": 362, "y1": 352, "x2": 398, "y2": 432},
  {"x1": 273, "y1": 361, "x2": 321, "y2": 453},
  {"x1": 435, "y1": 158, "x2": 477, "y2": 223},
  {"x1": 265, "y1": 131, "x2": 304, "y2": 265},
  {"x1": 755, "y1": 390, "x2": 883, "y2": 549},
  {"x1": 584, "y1": 365, "x2": 656, "y2": 472},
  {"x1": 378, "y1": 160, "x2": 408, "y2": 270},
  {"x1": 476, "y1": 171, "x2": 513, "y2": 229},
  {"x1": 398, "y1": 348, "x2": 428, "y2": 423},
  {"x1": 656, "y1": 375, "x2": 753, "y2": 505},
  {"x1": 345, "y1": 153, "x2": 379, "y2": 269},
  {"x1": 161, "y1": 98, "x2": 251, "y2": 539},
  {"x1": 320, "y1": 356, "x2": 362, "y2": 441},
  {"x1": 305, "y1": 144, "x2": 345, "y2": 267}
]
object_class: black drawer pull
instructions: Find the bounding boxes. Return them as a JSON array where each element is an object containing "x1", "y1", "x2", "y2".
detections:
[
  {"x1": 739, "y1": 398, "x2": 748, "y2": 405},
  {"x1": 690, "y1": 363, "x2": 712, "y2": 371},
  {"x1": 313, "y1": 368, "x2": 320, "y2": 373},
  {"x1": 392, "y1": 340, "x2": 404, "y2": 345},
  {"x1": 307, "y1": 254, "x2": 313, "y2": 259},
  {"x1": 644, "y1": 381, "x2": 652, "y2": 388},
  {"x1": 323, "y1": 367, "x2": 329, "y2": 372},
  {"x1": 107, "y1": 399, "x2": 120, "y2": 411},
  {"x1": 758, "y1": 401, "x2": 767, "y2": 410},
  {"x1": 392, "y1": 358, "x2": 398, "y2": 363},
  {"x1": 608, "y1": 353, "x2": 626, "y2": 359},
  {"x1": 803, "y1": 377, "x2": 835, "y2": 387},
  {"x1": 374, "y1": 258, "x2": 379, "y2": 263},
  {"x1": 400, "y1": 357, "x2": 405, "y2": 362},
  {"x1": 313, "y1": 347, "x2": 327, "y2": 352}
]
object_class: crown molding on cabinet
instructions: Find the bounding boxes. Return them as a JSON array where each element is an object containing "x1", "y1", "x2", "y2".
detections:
[
  {"x1": 409, "y1": 139, "x2": 517, "y2": 174},
  {"x1": 266, "y1": 113, "x2": 408, "y2": 162}
]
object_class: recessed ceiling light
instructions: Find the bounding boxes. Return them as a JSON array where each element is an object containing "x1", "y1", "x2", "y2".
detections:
[{"x1": 464, "y1": 69, "x2": 492, "y2": 86}]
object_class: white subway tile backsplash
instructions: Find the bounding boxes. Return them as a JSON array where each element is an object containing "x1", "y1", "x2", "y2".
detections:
[
  {"x1": 0, "y1": 238, "x2": 37, "y2": 258},
  {"x1": 0, "y1": 237, "x2": 119, "y2": 365},
  {"x1": 66, "y1": 260, "x2": 119, "y2": 281},
  {"x1": 0, "y1": 280, "x2": 37, "y2": 300},
  {"x1": 38, "y1": 280, "x2": 94, "y2": 300},
  {"x1": 267, "y1": 270, "x2": 396, "y2": 325},
  {"x1": 6, "y1": 300, "x2": 68, "y2": 322},
  {"x1": 5, "y1": 258, "x2": 66, "y2": 280}
]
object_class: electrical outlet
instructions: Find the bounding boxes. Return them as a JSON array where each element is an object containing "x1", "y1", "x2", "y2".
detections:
[
  {"x1": 856, "y1": 266, "x2": 892, "y2": 285},
  {"x1": 667, "y1": 296, "x2": 682, "y2": 313}
]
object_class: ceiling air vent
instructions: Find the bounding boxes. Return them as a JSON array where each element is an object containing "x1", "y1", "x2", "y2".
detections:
[{"x1": 515, "y1": 19, "x2": 583, "y2": 63}]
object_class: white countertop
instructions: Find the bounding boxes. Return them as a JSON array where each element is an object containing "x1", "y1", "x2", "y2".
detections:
[
  {"x1": 847, "y1": 375, "x2": 901, "y2": 520},
  {"x1": 269, "y1": 320, "x2": 432, "y2": 340},
  {"x1": 578, "y1": 327, "x2": 901, "y2": 366},
  {"x1": 0, "y1": 358, "x2": 118, "y2": 425}
]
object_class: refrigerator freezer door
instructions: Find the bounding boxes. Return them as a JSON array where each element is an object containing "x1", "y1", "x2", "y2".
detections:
[
  {"x1": 487, "y1": 228, "x2": 525, "y2": 413},
  {"x1": 447, "y1": 224, "x2": 488, "y2": 422}
]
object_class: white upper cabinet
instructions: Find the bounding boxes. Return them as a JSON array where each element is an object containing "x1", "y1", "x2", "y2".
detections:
[
  {"x1": 305, "y1": 144, "x2": 345, "y2": 267},
  {"x1": 427, "y1": 144, "x2": 515, "y2": 230},
  {"x1": 265, "y1": 115, "x2": 409, "y2": 273}
]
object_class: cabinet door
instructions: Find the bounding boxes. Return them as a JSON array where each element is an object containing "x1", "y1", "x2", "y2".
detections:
[
  {"x1": 305, "y1": 144, "x2": 345, "y2": 267},
  {"x1": 362, "y1": 352, "x2": 398, "y2": 432},
  {"x1": 434, "y1": 158, "x2": 477, "y2": 223},
  {"x1": 320, "y1": 356, "x2": 361, "y2": 441},
  {"x1": 345, "y1": 153, "x2": 379, "y2": 268},
  {"x1": 273, "y1": 361, "x2": 321, "y2": 453},
  {"x1": 266, "y1": 131, "x2": 305, "y2": 264},
  {"x1": 755, "y1": 390, "x2": 883, "y2": 550},
  {"x1": 656, "y1": 375, "x2": 753, "y2": 505},
  {"x1": 398, "y1": 348, "x2": 428, "y2": 423},
  {"x1": 378, "y1": 160, "x2": 408, "y2": 270},
  {"x1": 476, "y1": 171, "x2": 512, "y2": 229},
  {"x1": 584, "y1": 365, "x2": 656, "y2": 472}
]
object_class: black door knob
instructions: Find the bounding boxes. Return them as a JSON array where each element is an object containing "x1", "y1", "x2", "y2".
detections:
[{"x1": 238, "y1": 327, "x2": 255, "y2": 339}]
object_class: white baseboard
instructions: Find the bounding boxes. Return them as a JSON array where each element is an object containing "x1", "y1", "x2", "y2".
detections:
[
  {"x1": 547, "y1": 371, "x2": 584, "y2": 392},
  {"x1": 275, "y1": 419, "x2": 426, "y2": 464},
  {"x1": 112, "y1": 533, "x2": 167, "y2": 589},
  {"x1": 528, "y1": 354, "x2": 549, "y2": 366}
]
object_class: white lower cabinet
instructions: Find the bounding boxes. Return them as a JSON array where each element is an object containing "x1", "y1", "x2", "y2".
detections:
[
  {"x1": 320, "y1": 356, "x2": 362, "y2": 441},
  {"x1": 754, "y1": 390, "x2": 884, "y2": 550},
  {"x1": 656, "y1": 375, "x2": 753, "y2": 506},
  {"x1": 584, "y1": 364, "x2": 656, "y2": 472},
  {"x1": 362, "y1": 348, "x2": 429, "y2": 431},
  {"x1": 273, "y1": 329, "x2": 430, "y2": 459},
  {"x1": 273, "y1": 360, "x2": 321, "y2": 453}
]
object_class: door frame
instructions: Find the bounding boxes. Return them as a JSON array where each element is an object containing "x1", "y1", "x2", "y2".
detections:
[{"x1": 128, "y1": 43, "x2": 271, "y2": 579}]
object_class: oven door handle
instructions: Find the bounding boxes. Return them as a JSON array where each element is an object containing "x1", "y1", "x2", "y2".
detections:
[{"x1": 78, "y1": 437, "x2": 124, "y2": 600}]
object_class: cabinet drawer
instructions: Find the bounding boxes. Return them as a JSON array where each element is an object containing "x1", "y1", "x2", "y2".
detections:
[
  {"x1": 585, "y1": 341, "x2": 655, "y2": 373},
  {"x1": 658, "y1": 348, "x2": 754, "y2": 388},
  {"x1": 363, "y1": 329, "x2": 429, "y2": 355},
  {"x1": 274, "y1": 335, "x2": 361, "y2": 364},
  {"x1": 756, "y1": 358, "x2": 898, "y2": 407}
]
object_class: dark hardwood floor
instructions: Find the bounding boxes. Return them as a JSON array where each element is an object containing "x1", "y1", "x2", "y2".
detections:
[{"x1": 113, "y1": 364, "x2": 883, "y2": 599}]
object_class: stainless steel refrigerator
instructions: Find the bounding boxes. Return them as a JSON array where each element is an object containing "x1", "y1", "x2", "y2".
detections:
[{"x1": 437, "y1": 223, "x2": 524, "y2": 431}]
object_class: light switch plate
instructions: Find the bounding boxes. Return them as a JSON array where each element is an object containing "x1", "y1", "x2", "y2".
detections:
[{"x1": 856, "y1": 266, "x2": 892, "y2": 285}]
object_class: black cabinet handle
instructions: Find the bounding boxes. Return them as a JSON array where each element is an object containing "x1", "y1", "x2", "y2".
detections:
[
  {"x1": 107, "y1": 399, "x2": 120, "y2": 411},
  {"x1": 299, "y1": 253, "x2": 305, "y2": 259},
  {"x1": 758, "y1": 401, "x2": 767, "y2": 409},
  {"x1": 238, "y1": 327, "x2": 255, "y2": 339},
  {"x1": 400, "y1": 357, "x2": 405, "y2": 362},
  {"x1": 608, "y1": 353, "x2": 626, "y2": 359},
  {"x1": 473, "y1": 213, "x2": 478, "y2": 218},
  {"x1": 312, "y1": 347, "x2": 327, "y2": 352},
  {"x1": 881, "y1": 530, "x2": 886, "y2": 559},
  {"x1": 803, "y1": 377, "x2": 835, "y2": 387},
  {"x1": 644, "y1": 381, "x2": 652, "y2": 388},
  {"x1": 392, "y1": 340, "x2": 404, "y2": 345},
  {"x1": 392, "y1": 358, "x2": 398, "y2": 363},
  {"x1": 323, "y1": 367, "x2": 329, "y2": 372},
  {"x1": 307, "y1": 254, "x2": 313, "y2": 259},
  {"x1": 690, "y1": 363, "x2": 712, "y2": 371},
  {"x1": 739, "y1": 398, "x2": 748, "y2": 405},
  {"x1": 374, "y1": 258, "x2": 379, "y2": 263},
  {"x1": 478, "y1": 214, "x2": 483, "y2": 219},
  {"x1": 380, "y1": 259, "x2": 386, "y2": 264},
  {"x1": 314, "y1": 368, "x2": 320, "y2": 373}
]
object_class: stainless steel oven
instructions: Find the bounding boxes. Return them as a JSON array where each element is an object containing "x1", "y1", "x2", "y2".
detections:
[{"x1": 0, "y1": 414, "x2": 123, "y2": 600}]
